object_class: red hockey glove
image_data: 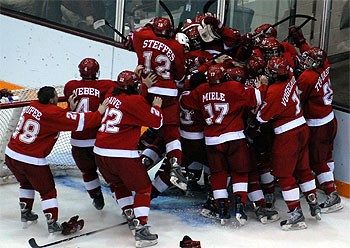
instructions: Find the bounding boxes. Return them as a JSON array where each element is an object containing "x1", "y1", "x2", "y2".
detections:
[
  {"x1": 61, "y1": 216, "x2": 84, "y2": 235},
  {"x1": 202, "y1": 15, "x2": 223, "y2": 31},
  {"x1": 288, "y1": 25, "x2": 306, "y2": 47},
  {"x1": 180, "y1": 235, "x2": 201, "y2": 248}
]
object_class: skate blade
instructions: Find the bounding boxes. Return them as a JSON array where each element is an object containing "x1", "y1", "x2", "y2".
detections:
[
  {"x1": 22, "y1": 220, "x2": 38, "y2": 229},
  {"x1": 136, "y1": 239, "x2": 158, "y2": 247},
  {"x1": 281, "y1": 221, "x2": 307, "y2": 231},
  {"x1": 220, "y1": 218, "x2": 229, "y2": 225},
  {"x1": 321, "y1": 203, "x2": 344, "y2": 214},
  {"x1": 259, "y1": 214, "x2": 280, "y2": 224},
  {"x1": 170, "y1": 176, "x2": 187, "y2": 191},
  {"x1": 200, "y1": 209, "x2": 219, "y2": 220},
  {"x1": 235, "y1": 214, "x2": 247, "y2": 226},
  {"x1": 314, "y1": 212, "x2": 322, "y2": 221}
]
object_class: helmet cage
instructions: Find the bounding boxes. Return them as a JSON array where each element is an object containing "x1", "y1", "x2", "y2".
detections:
[{"x1": 263, "y1": 48, "x2": 281, "y2": 61}]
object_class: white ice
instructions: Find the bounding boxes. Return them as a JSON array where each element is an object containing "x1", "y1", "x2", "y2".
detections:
[{"x1": 1, "y1": 172, "x2": 349, "y2": 248}]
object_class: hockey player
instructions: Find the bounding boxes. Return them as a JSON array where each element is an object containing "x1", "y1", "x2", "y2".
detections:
[
  {"x1": 187, "y1": 64, "x2": 264, "y2": 226},
  {"x1": 225, "y1": 67, "x2": 279, "y2": 224},
  {"x1": 5, "y1": 86, "x2": 108, "y2": 234},
  {"x1": 130, "y1": 17, "x2": 187, "y2": 191},
  {"x1": 256, "y1": 57, "x2": 322, "y2": 230},
  {"x1": 297, "y1": 47, "x2": 343, "y2": 213},
  {"x1": 93, "y1": 71, "x2": 163, "y2": 248},
  {"x1": 64, "y1": 57, "x2": 115, "y2": 210},
  {"x1": 245, "y1": 56, "x2": 277, "y2": 209},
  {"x1": 179, "y1": 72, "x2": 209, "y2": 191}
]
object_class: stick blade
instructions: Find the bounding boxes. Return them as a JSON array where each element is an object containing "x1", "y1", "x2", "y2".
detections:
[
  {"x1": 93, "y1": 19, "x2": 106, "y2": 30},
  {"x1": 28, "y1": 238, "x2": 41, "y2": 248}
]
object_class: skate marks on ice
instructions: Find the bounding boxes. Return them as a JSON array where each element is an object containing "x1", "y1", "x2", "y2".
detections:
[{"x1": 0, "y1": 177, "x2": 349, "y2": 248}]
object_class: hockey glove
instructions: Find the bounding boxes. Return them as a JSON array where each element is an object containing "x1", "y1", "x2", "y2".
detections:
[{"x1": 61, "y1": 215, "x2": 84, "y2": 235}]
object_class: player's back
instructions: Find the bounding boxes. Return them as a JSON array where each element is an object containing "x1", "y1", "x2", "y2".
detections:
[
  {"x1": 64, "y1": 79, "x2": 114, "y2": 141},
  {"x1": 259, "y1": 76, "x2": 304, "y2": 131},
  {"x1": 95, "y1": 92, "x2": 163, "y2": 151},
  {"x1": 194, "y1": 81, "x2": 259, "y2": 140},
  {"x1": 133, "y1": 28, "x2": 185, "y2": 84},
  {"x1": 7, "y1": 101, "x2": 70, "y2": 159},
  {"x1": 298, "y1": 67, "x2": 333, "y2": 120}
]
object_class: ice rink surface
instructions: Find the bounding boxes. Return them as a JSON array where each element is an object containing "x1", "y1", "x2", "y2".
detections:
[{"x1": 0, "y1": 175, "x2": 349, "y2": 248}]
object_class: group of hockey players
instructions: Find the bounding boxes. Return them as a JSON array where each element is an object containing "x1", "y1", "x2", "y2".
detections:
[{"x1": 2, "y1": 11, "x2": 344, "y2": 248}]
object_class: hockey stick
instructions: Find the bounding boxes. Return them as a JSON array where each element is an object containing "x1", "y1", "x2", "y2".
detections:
[
  {"x1": 28, "y1": 221, "x2": 127, "y2": 248},
  {"x1": 159, "y1": 0, "x2": 175, "y2": 35},
  {"x1": 272, "y1": 14, "x2": 316, "y2": 28},
  {"x1": 203, "y1": 0, "x2": 217, "y2": 14},
  {"x1": 253, "y1": 14, "x2": 316, "y2": 39},
  {"x1": 93, "y1": 19, "x2": 127, "y2": 41},
  {"x1": 282, "y1": 16, "x2": 316, "y2": 42}
]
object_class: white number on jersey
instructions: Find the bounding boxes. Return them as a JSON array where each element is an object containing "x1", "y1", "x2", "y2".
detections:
[
  {"x1": 99, "y1": 107, "x2": 123, "y2": 133},
  {"x1": 143, "y1": 51, "x2": 171, "y2": 79},
  {"x1": 12, "y1": 116, "x2": 40, "y2": 144},
  {"x1": 322, "y1": 80, "x2": 333, "y2": 106},
  {"x1": 75, "y1": 97, "x2": 90, "y2": 113},
  {"x1": 291, "y1": 88, "x2": 301, "y2": 116},
  {"x1": 204, "y1": 103, "x2": 229, "y2": 125}
]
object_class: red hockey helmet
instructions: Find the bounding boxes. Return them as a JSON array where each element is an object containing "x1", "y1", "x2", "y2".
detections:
[
  {"x1": 153, "y1": 17, "x2": 173, "y2": 38},
  {"x1": 266, "y1": 57, "x2": 290, "y2": 79},
  {"x1": 259, "y1": 37, "x2": 281, "y2": 61},
  {"x1": 186, "y1": 26, "x2": 203, "y2": 50},
  {"x1": 225, "y1": 68, "x2": 248, "y2": 84},
  {"x1": 300, "y1": 47, "x2": 327, "y2": 70},
  {"x1": 207, "y1": 64, "x2": 226, "y2": 85},
  {"x1": 79, "y1": 58, "x2": 100, "y2": 79},
  {"x1": 116, "y1": 70, "x2": 141, "y2": 92},
  {"x1": 246, "y1": 56, "x2": 267, "y2": 77}
]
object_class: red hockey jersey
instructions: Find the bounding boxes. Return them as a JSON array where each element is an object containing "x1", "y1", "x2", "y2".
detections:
[
  {"x1": 257, "y1": 76, "x2": 306, "y2": 134},
  {"x1": 93, "y1": 92, "x2": 163, "y2": 158},
  {"x1": 188, "y1": 81, "x2": 262, "y2": 145},
  {"x1": 64, "y1": 79, "x2": 115, "y2": 146},
  {"x1": 5, "y1": 101, "x2": 103, "y2": 165},
  {"x1": 297, "y1": 66, "x2": 334, "y2": 126},
  {"x1": 132, "y1": 27, "x2": 186, "y2": 97}
]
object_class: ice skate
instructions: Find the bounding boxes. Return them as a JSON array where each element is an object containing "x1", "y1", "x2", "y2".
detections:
[
  {"x1": 218, "y1": 198, "x2": 231, "y2": 225},
  {"x1": 45, "y1": 213, "x2": 63, "y2": 234},
  {"x1": 320, "y1": 191, "x2": 343, "y2": 214},
  {"x1": 169, "y1": 157, "x2": 188, "y2": 191},
  {"x1": 20, "y1": 202, "x2": 38, "y2": 223},
  {"x1": 280, "y1": 208, "x2": 307, "y2": 231},
  {"x1": 134, "y1": 219, "x2": 158, "y2": 248},
  {"x1": 200, "y1": 194, "x2": 220, "y2": 220},
  {"x1": 307, "y1": 193, "x2": 321, "y2": 220},
  {"x1": 254, "y1": 205, "x2": 280, "y2": 224},
  {"x1": 124, "y1": 208, "x2": 136, "y2": 235},
  {"x1": 234, "y1": 195, "x2": 247, "y2": 226},
  {"x1": 92, "y1": 189, "x2": 105, "y2": 210},
  {"x1": 265, "y1": 193, "x2": 276, "y2": 209}
]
